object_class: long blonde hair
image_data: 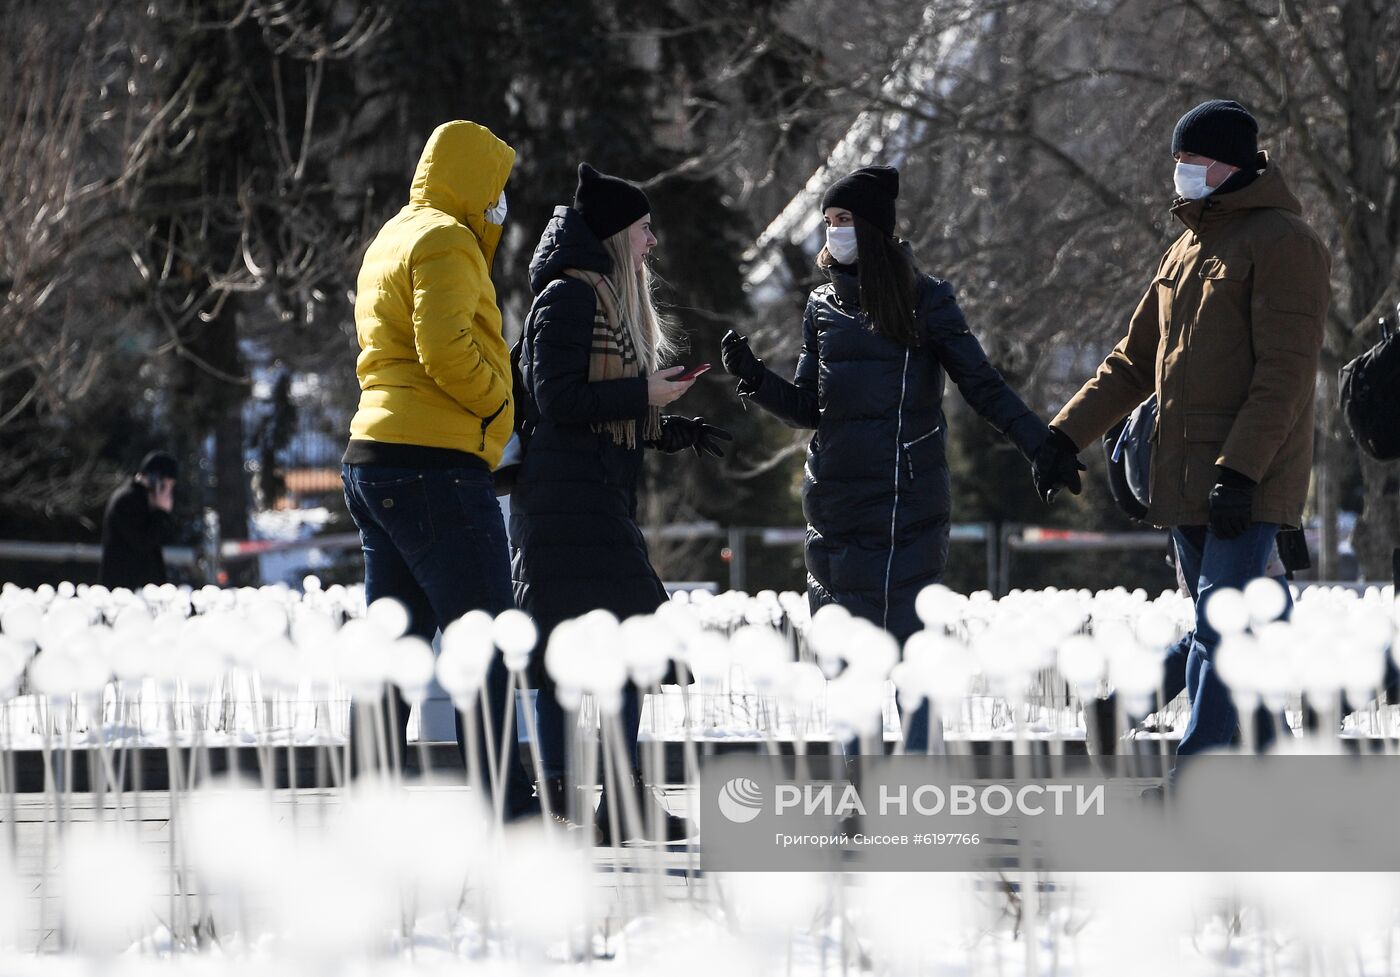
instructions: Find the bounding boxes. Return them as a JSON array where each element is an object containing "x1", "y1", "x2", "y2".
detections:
[{"x1": 601, "y1": 231, "x2": 680, "y2": 374}]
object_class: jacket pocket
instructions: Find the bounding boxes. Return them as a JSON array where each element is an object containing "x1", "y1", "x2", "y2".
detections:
[
  {"x1": 1180, "y1": 411, "x2": 1234, "y2": 506},
  {"x1": 903, "y1": 425, "x2": 942, "y2": 448},
  {"x1": 1196, "y1": 256, "x2": 1252, "y2": 321},
  {"x1": 1155, "y1": 260, "x2": 1183, "y2": 285},
  {"x1": 1189, "y1": 255, "x2": 1254, "y2": 374},
  {"x1": 1198, "y1": 256, "x2": 1250, "y2": 282},
  {"x1": 479, "y1": 400, "x2": 509, "y2": 451},
  {"x1": 899, "y1": 425, "x2": 942, "y2": 482},
  {"x1": 1183, "y1": 411, "x2": 1235, "y2": 442}
]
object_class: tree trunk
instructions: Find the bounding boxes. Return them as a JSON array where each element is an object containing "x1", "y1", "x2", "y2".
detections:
[
  {"x1": 208, "y1": 309, "x2": 252, "y2": 584},
  {"x1": 170, "y1": 300, "x2": 253, "y2": 583},
  {"x1": 214, "y1": 402, "x2": 249, "y2": 543},
  {"x1": 1314, "y1": 370, "x2": 1339, "y2": 581},
  {"x1": 1330, "y1": 0, "x2": 1400, "y2": 580},
  {"x1": 1355, "y1": 457, "x2": 1400, "y2": 581}
]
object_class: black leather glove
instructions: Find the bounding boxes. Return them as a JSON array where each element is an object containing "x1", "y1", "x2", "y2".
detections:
[
  {"x1": 1208, "y1": 467, "x2": 1255, "y2": 540},
  {"x1": 1030, "y1": 427, "x2": 1086, "y2": 503},
  {"x1": 648, "y1": 416, "x2": 734, "y2": 458},
  {"x1": 720, "y1": 330, "x2": 764, "y2": 385}
]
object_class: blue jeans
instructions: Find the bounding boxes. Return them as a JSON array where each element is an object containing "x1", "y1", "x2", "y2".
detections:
[
  {"x1": 1160, "y1": 575, "x2": 1292, "y2": 753},
  {"x1": 902, "y1": 698, "x2": 930, "y2": 753},
  {"x1": 1171, "y1": 522, "x2": 1281, "y2": 756},
  {"x1": 342, "y1": 463, "x2": 535, "y2": 816}
]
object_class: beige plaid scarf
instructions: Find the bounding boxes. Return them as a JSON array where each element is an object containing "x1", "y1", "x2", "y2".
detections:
[{"x1": 563, "y1": 269, "x2": 662, "y2": 448}]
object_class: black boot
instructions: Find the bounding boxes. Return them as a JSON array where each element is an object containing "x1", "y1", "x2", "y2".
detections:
[
  {"x1": 595, "y1": 771, "x2": 695, "y2": 845},
  {"x1": 540, "y1": 775, "x2": 591, "y2": 833},
  {"x1": 636, "y1": 773, "x2": 695, "y2": 843},
  {"x1": 1083, "y1": 694, "x2": 1120, "y2": 758}
]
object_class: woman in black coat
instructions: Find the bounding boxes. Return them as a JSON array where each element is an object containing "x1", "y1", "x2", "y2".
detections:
[
  {"x1": 721, "y1": 166, "x2": 1059, "y2": 750},
  {"x1": 511, "y1": 164, "x2": 729, "y2": 839}
]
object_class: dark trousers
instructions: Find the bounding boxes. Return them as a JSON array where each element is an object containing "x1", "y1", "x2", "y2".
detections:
[
  {"x1": 902, "y1": 678, "x2": 931, "y2": 753},
  {"x1": 342, "y1": 463, "x2": 535, "y2": 816},
  {"x1": 535, "y1": 670, "x2": 642, "y2": 781}
]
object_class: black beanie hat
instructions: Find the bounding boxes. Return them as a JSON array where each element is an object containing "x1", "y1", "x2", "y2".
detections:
[
  {"x1": 573, "y1": 163, "x2": 651, "y2": 242},
  {"x1": 140, "y1": 451, "x2": 178, "y2": 481},
  {"x1": 1171, "y1": 100, "x2": 1259, "y2": 170},
  {"x1": 821, "y1": 165, "x2": 899, "y2": 238}
]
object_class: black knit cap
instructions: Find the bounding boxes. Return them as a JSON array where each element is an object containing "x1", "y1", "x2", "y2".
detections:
[
  {"x1": 1171, "y1": 100, "x2": 1259, "y2": 170},
  {"x1": 821, "y1": 165, "x2": 900, "y2": 238},
  {"x1": 573, "y1": 163, "x2": 651, "y2": 242},
  {"x1": 140, "y1": 451, "x2": 178, "y2": 481}
]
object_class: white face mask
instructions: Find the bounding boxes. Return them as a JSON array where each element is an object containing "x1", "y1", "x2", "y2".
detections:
[
  {"x1": 485, "y1": 190, "x2": 508, "y2": 226},
  {"x1": 1173, "y1": 162, "x2": 1216, "y2": 200},
  {"x1": 826, "y1": 225, "x2": 858, "y2": 264}
]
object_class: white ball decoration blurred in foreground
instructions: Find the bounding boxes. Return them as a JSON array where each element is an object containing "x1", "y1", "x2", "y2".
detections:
[
  {"x1": 1244, "y1": 576, "x2": 1290, "y2": 626},
  {"x1": 493, "y1": 608, "x2": 539, "y2": 673},
  {"x1": 0, "y1": 571, "x2": 1393, "y2": 969},
  {"x1": 1203, "y1": 586, "x2": 1251, "y2": 636}
]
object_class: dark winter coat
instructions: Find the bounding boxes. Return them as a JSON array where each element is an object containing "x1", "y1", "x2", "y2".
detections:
[
  {"x1": 509, "y1": 206, "x2": 668, "y2": 640},
  {"x1": 99, "y1": 478, "x2": 174, "y2": 590},
  {"x1": 742, "y1": 265, "x2": 1048, "y2": 639}
]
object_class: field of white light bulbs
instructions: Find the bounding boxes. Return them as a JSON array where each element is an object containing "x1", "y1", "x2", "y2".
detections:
[{"x1": 0, "y1": 576, "x2": 1396, "y2": 974}]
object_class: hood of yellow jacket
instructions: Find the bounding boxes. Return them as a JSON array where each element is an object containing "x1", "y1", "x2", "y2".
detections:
[{"x1": 409, "y1": 121, "x2": 515, "y2": 267}]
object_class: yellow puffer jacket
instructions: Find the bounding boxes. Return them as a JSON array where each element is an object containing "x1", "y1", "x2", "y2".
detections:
[{"x1": 349, "y1": 121, "x2": 516, "y2": 466}]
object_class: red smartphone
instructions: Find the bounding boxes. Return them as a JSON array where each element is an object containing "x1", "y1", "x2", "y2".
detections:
[{"x1": 672, "y1": 363, "x2": 711, "y2": 382}]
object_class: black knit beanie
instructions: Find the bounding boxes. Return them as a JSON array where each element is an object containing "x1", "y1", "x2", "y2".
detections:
[
  {"x1": 573, "y1": 163, "x2": 651, "y2": 242},
  {"x1": 821, "y1": 165, "x2": 899, "y2": 238},
  {"x1": 140, "y1": 451, "x2": 178, "y2": 481},
  {"x1": 1171, "y1": 100, "x2": 1259, "y2": 169}
]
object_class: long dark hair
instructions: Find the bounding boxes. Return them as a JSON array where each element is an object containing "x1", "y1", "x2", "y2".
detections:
[{"x1": 818, "y1": 214, "x2": 920, "y2": 346}]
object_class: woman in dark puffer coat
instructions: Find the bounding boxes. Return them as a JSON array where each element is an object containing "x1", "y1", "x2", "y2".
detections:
[
  {"x1": 512, "y1": 164, "x2": 730, "y2": 840},
  {"x1": 721, "y1": 165, "x2": 1058, "y2": 750}
]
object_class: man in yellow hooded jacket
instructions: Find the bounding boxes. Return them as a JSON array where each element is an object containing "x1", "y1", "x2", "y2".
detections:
[{"x1": 342, "y1": 120, "x2": 534, "y2": 815}]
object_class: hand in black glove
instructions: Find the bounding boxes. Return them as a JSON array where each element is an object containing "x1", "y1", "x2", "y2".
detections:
[
  {"x1": 720, "y1": 330, "x2": 764, "y2": 385},
  {"x1": 649, "y1": 416, "x2": 734, "y2": 458},
  {"x1": 1208, "y1": 467, "x2": 1255, "y2": 539},
  {"x1": 1030, "y1": 427, "x2": 1087, "y2": 503}
]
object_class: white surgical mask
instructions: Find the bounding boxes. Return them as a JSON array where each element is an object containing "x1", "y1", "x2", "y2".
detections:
[
  {"x1": 485, "y1": 190, "x2": 508, "y2": 226},
  {"x1": 826, "y1": 225, "x2": 858, "y2": 264},
  {"x1": 1173, "y1": 162, "x2": 1216, "y2": 201}
]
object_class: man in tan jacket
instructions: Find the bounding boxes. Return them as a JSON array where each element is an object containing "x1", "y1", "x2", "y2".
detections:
[{"x1": 1032, "y1": 100, "x2": 1331, "y2": 757}]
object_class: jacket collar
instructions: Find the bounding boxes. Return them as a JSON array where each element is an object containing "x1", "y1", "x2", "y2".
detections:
[
  {"x1": 1171, "y1": 152, "x2": 1301, "y2": 234},
  {"x1": 527, "y1": 206, "x2": 613, "y2": 296},
  {"x1": 827, "y1": 263, "x2": 861, "y2": 310},
  {"x1": 824, "y1": 238, "x2": 920, "y2": 312}
]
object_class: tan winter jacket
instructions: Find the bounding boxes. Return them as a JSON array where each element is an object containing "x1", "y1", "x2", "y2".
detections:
[{"x1": 1052, "y1": 155, "x2": 1330, "y2": 529}]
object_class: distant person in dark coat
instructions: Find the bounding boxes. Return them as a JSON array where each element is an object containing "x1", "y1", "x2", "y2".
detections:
[
  {"x1": 512, "y1": 163, "x2": 729, "y2": 841},
  {"x1": 720, "y1": 165, "x2": 1054, "y2": 751},
  {"x1": 100, "y1": 451, "x2": 178, "y2": 590}
]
